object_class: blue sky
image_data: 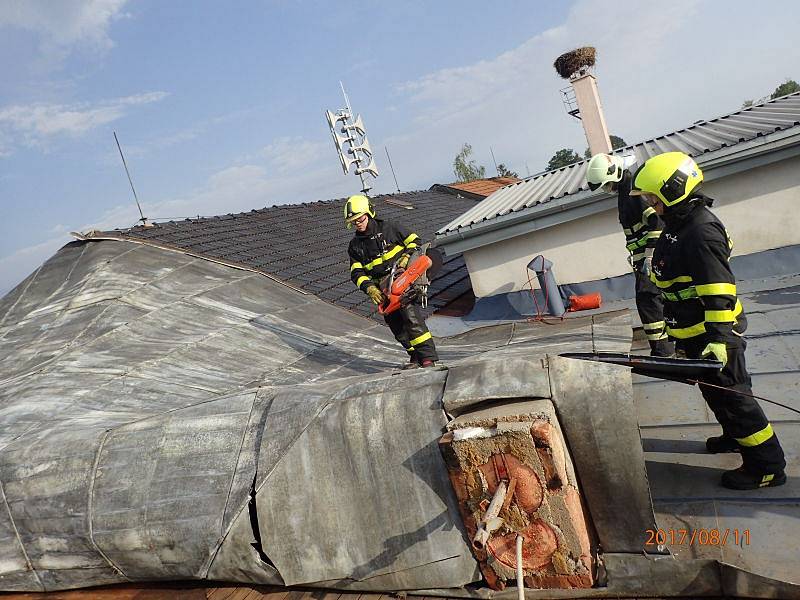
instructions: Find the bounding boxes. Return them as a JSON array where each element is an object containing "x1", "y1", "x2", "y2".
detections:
[{"x1": 2, "y1": 0, "x2": 799, "y2": 296}]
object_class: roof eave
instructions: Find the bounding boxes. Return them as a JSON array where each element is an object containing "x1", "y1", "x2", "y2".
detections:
[{"x1": 436, "y1": 127, "x2": 800, "y2": 255}]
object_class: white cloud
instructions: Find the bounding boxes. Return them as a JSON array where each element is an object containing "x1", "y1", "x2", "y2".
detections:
[
  {"x1": 0, "y1": 0, "x2": 129, "y2": 58},
  {"x1": 386, "y1": 0, "x2": 800, "y2": 183},
  {"x1": 0, "y1": 236, "x2": 70, "y2": 299},
  {"x1": 0, "y1": 91, "x2": 168, "y2": 151},
  {"x1": 1, "y1": 129, "x2": 350, "y2": 297},
  {"x1": 261, "y1": 137, "x2": 330, "y2": 174},
  {"x1": 107, "y1": 108, "x2": 260, "y2": 160},
  {"x1": 5, "y1": 0, "x2": 800, "y2": 295}
]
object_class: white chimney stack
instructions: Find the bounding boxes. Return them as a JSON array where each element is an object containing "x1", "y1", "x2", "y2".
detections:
[
  {"x1": 571, "y1": 71, "x2": 612, "y2": 155},
  {"x1": 554, "y1": 47, "x2": 612, "y2": 157}
]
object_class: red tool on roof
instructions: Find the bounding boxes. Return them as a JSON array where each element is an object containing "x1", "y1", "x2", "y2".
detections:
[{"x1": 377, "y1": 244, "x2": 442, "y2": 316}]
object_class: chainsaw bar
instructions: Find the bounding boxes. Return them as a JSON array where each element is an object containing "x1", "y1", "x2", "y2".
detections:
[{"x1": 559, "y1": 352, "x2": 723, "y2": 384}]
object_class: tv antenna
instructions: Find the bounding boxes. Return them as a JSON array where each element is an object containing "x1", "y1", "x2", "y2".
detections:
[
  {"x1": 325, "y1": 82, "x2": 379, "y2": 195},
  {"x1": 113, "y1": 131, "x2": 151, "y2": 227}
]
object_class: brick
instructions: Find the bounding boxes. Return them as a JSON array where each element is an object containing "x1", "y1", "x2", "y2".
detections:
[{"x1": 439, "y1": 399, "x2": 595, "y2": 590}]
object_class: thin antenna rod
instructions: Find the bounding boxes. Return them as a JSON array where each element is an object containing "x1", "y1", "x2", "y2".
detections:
[
  {"x1": 113, "y1": 131, "x2": 147, "y2": 224},
  {"x1": 385, "y1": 146, "x2": 401, "y2": 193},
  {"x1": 339, "y1": 81, "x2": 352, "y2": 116},
  {"x1": 489, "y1": 146, "x2": 499, "y2": 176}
]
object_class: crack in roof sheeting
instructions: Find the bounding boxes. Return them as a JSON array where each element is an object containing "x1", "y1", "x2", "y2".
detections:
[
  {"x1": 86, "y1": 428, "x2": 127, "y2": 581},
  {"x1": 683, "y1": 127, "x2": 730, "y2": 152},
  {"x1": 729, "y1": 113, "x2": 794, "y2": 127},
  {"x1": 0, "y1": 478, "x2": 44, "y2": 591},
  {"x1": 716, "y1": 116, "x2": 770, "y2": 135},
  {"x1": 706, "y1": 120, "x2": 761, "y2": 139}
]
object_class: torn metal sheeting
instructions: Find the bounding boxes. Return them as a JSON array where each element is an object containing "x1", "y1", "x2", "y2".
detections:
[
  {"x1": 548, "y1": 356, "x2": 663, "y2": 554},
  {"x1": 442, "y1": 356, "x2": 552, "y2": 415}
]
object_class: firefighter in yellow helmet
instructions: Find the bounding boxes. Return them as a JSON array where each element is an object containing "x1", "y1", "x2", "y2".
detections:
[
  {"x1": 344, "y1": 194, "x2": 439, "y2": 368},
  {"x1": 586, "y1": 153, "x2": 673, "y2": 357},
  {"x1": 631, "y1": 152, "x2": 786, "y2": 489}
]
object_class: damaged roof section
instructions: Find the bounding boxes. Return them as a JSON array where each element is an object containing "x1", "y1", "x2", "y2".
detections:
[
  {"x1": 2, "y1": 239, "x2": 799, "y2": 597},
  {"x1": 0, "y1": 238, "x2": 648, "y2": 594},
  {"x1": 432, "y1": 176, "x2": 521, "y2": 200},
  {"x1": 83, "y1": 189, "x2": 480, "y2": 320}
]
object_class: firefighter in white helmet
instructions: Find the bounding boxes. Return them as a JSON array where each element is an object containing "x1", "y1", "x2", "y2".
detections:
[{"x1": 586, "y1": 153, "x2": 673, "y2": 357}]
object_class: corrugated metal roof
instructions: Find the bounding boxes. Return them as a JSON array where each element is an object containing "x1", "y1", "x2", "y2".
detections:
[{"x1": 439, "y1": 92, "x2": 800, "y2": 234}]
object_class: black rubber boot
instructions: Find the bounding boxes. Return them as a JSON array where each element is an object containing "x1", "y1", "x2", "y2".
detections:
[
  {"x1": 721, "y1": 466, "x2": 786, "y2": 490},
  {"x1": 706, "y1": 435, "x2": 740, "y2": 454}
]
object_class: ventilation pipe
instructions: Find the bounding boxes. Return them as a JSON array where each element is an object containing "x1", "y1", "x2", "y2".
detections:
[{"x1": 528, "y1": 256, "x2": 566, "y2": 317}]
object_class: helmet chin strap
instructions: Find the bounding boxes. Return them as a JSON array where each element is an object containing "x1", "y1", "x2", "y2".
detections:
[{"x1": 662, "y1": 194, "x2": 710, "y2": 223}]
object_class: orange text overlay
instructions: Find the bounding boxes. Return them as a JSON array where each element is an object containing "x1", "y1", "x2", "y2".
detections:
[{"x1": 645, "y1": 528, "x2": 751, "y2": 546}]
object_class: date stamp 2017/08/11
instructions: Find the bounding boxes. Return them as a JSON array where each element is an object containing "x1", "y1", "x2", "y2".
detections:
[{"x1": 645, "y1": 528, "x2": 751, "y2": 546}]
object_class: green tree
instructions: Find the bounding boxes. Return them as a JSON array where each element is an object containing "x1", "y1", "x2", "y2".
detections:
[
  {"x1": 583, "y1": 135, "x2": 627, "y2": 159},
  {"x1": 546, "y1": 148, "x2": 581, "y2": 171},
  {"x1": 771, "y1": 79, "x2": 800, "y2": 99},
  {"x1": 496, "y1": 163, "x2": 518, "y2": 178},
  {"x1": 453, "y1": 143, "x2": 486, "y2": 182},
  {"x1": 742, "y1": 99, "x2": 754, "y2": 109}
]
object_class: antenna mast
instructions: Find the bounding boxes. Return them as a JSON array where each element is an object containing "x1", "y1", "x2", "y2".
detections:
[
  {"x1": 113, "y1": 131, "x2": 150, "y2": 227},
  {"x1": 325, "y1": 82, "x2": 379, "y2": 195}
]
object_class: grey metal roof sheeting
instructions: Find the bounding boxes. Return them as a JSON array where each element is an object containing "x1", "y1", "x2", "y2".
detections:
[
  {"x1": 0, "y1": 238, "x2": 642, "y2": 593},
  {"x1": 438, "y1": 92, "x2": 800, "y2": 235},
  {"x1": 2, "y1": 240, "x2": 800, "y2": 597}
]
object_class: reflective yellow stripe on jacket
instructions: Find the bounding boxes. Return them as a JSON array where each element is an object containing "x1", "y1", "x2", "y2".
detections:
[
  {"x1": 364, "y1": 244, "x2": 404, "y2": 271},
  {"x1": 403, "y1": 233, "x2": 419, "y2": 249},
  {"x1": 651, "y1": 274, "x2": 693, "y2": 289},
  {"x1": 666, "y1": 300, "x2": 743, "y2": 339}
]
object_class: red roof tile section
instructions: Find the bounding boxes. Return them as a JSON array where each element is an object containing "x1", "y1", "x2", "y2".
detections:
[{"x1": 445, "y1": 177, "x2": 520, "y2": 198}]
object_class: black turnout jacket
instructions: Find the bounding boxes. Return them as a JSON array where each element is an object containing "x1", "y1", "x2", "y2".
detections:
[
  {"x1": 348, "y1": 218, "x2": 419, "y2": 293},
  {"x1": 650, "y1": 197, "x2": 745, "y2": 344},
  {"x1": 618, "y1": 171, "x2": 663, "y2": 263}
]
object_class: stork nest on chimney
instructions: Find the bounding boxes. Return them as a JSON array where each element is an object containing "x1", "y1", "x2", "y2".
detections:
[{"x1": 553, "y1": 47, "x2": 596, "y2": 79}]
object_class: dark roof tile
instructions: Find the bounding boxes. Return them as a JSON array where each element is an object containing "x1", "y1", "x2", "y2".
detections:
[{"x1": 103, "y1": 189, "x2": 479, "y2": 321}]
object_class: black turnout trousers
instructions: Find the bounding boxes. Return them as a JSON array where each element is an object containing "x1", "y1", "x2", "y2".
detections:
[
  {"x1": 679, "y1": 336, "x2": 785, "y2": 474},
  {"x1": 384, "y1": 303, "x2": 438, "y2": 363}
]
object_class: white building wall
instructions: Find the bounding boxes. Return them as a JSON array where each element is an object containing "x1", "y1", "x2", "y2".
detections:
[{"x1": 464, "y1": 156, "x2": 800, "y2": 298}]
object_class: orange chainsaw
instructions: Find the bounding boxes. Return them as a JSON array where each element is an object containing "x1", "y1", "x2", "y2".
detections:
[{"x1": 378, "y1": 244, "x2": 441, "y2": 316}]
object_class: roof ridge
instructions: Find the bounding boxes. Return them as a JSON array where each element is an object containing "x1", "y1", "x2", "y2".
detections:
[{"x1": 518, "y1": 92, "x2": 800, "y2": 185}]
